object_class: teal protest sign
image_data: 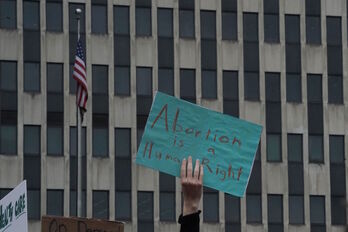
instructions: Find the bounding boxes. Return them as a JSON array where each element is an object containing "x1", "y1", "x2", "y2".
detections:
[{"x1": 136, "y1": 92, "x2": 262, "y2": 197}]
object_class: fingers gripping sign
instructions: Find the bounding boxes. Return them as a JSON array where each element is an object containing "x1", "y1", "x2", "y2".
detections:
[{"x1": 181, "y1": 156, "x2": 203, "y2": 216}]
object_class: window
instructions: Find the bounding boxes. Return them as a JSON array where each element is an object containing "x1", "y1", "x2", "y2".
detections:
[
  {"x1": 329, "y1": 135, "x2": 346, "y2": 225},
  {"x1": 24, "y1": 125, "x2": 41, "y2": 220},
  {"x1": 310, "y1": 196, "x2": 326, "y2": 231},
  {"x1": 158, "y1": 68, "x2": 174, "y2": 96},
  {"x1": 201, "y1": 10, "x2": 217, "y2": 100},
  {"x1": 225, "y1": 194, "x2": 240, "y2": 232},
  {"x1": 223, "y1": 71, "x2": 239, "y2": 117},
  {"x1": 115, "y1": 128, "x2": 132, "y2": 221},
  {"x1": 246, "y1": 194, "x2": 262, "y2": 223},
  {"x1": 180, "y1": 69, "x2": 196, "y2": 103},
  {"x1": 306, "y1": 0, "x2": 321, "y2": 44},
  {"x1": 69, "y1": 127, "x2": 87, "y2": 217},
  {"x1": 0, "y1": 189, "x2": 11, "y2": 199},
  {"x1": 46, "y1": 0, "x2": 62, "y2": 32},
  {"x1": 289, "y1": 195, "x2": 304, "y2": 224},
  {"x1": 243, "y1": 13, "x2": 259, "y2": 101},
  {"x1": 287, "y1": 134, "x2": 303, "y2": 163},
  {"x1": 203, "y1": 187, "x2": 219, "y2": 222},
  {"x1": 92, "y1": 65, "x2": 109, "y2": 157},
  {"x1": 91, "y1": 0, "x2": 107, "y2": 34},
  {"x1": 47, "y1": 63, "x2": 63, "y2": 156},
  {"x1": 160, "y1": 173, "x2": 175, "y2": 221},
  {"x1": 23, "y1": 0, "x2": 40, "y2": 30},
  {"x1": 114, "y1": 6, "x2": 130, "y2": 96},
  {"x1": 179, "y1": 0, "x2": 194, "y2": 38},
  {"x1": 222, "y1": 0, "x2": 237, "y2": 41},
  {"x1": 202, "y1": 70, "x2": 217, "y2": 99},
  {"x1": 47, "y1": 190, "x2": 64, "y2": 216},
  {"x1": 136, "y1": 0, "x2": 151, "y2": 36},
  {"x1": 307, "y1": 74, "x2": 323, "y2": 163},
  {"x1": 24, "y1": 62, "x2": 40, "y2": 92},
  {"x1": 0, "y1": 0, "x2": 16, "y2": 29},
  {"x1": 268, "y1": 195, "x2": 283, "y2": 232},
  {"x1": 0, "y1": 61, "x2": 17, "y2": 155},
  {"x1": 266, "y1": 73, "x2": 281, "y2": 162},
  {"x1": 222, "y1": 71, "x2": 239, "y2": 117},
  {"x1": 285, "y1": 15, "x2": 301, "y2": 103},
  {"x1": 327, "y1": 17, "x2": 343, "y2": 104},
  {"x1": 138, "y1": 191, "x2": 154, "y2": 232},
  {"x1": 264, "y1": 0, "x2": 279, "y2": 43},
  {"x1": 93, "y1": 190, "x2": 109, "y2": 219}
]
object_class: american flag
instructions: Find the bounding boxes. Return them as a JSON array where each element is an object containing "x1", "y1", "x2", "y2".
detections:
[{"x1": 73, "y1": 39, "x2": 88, "y2": 116}]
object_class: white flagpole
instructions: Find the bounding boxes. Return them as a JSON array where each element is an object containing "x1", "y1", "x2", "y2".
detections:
[{"x1": 75, "y1": 8, "x2": 83, "y2": 218}]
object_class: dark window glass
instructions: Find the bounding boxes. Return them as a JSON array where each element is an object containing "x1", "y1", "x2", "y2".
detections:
[
  {"x1": 136, "y1": 67, "x2": 152, "y2": 115},
  {"x1": 179, "y1": 0, "x2": 194, "y2": 38},
  {"x1": 285, "y1": 44, "x2": 301, "y2": 73},
  {"x1": 27, "y1": 190, "x2": 40, "y2": 220},
  {"x1": 92, "y1": 1, "x2": 107, "y2": 34},
  {"x1": 70, "y1": 190, "x2": 86, "y2": 217},
  {"x1": 24, "y1": 62, "x2": 40, "y2": 92},
  {"x1": 115, "y1": 66, "x2": 130, "y2": 96},
  {"x1": 47, "y1": 190, "x2": 64, "y2": 216},
  {"x1": 24, "y1": 125, "x2": 40, "y2": 156},
  {"x1": 23, "y1": 1, "x2": 40, "y2": 30},
  {"x1": 308, "y1": 104, "x2": 323, "y2": 134},
  {"x1": 331, "y1": 196, "x2": 346, "y2": 225},
  {"x1": 203, "y1": 187, "x2": 219, "y2": 222},
  {"x1": 47, "y1": 126, "x2": 63, "y2": 156},
  {"x1": 327, "y1": 17, "x2": 341, "y2": 45},
  {"x1": 330, "y1": 164, "x2": 346, "y2": 196},
  {"x1": 0, "y1": 125, "x2": 16, "y2": 155},
  {"x1": 223, "y1": 71, "x2": 238, "y2": 99},
  {"x1": 138, "y1": 191, "x2": 154, "y2": 232},
  {"x1": 46, "y1": 1, "x2": 62, "y2": 32},
  {"x1": 47, "y1": 63, "x2": 63, "y2": 93},
  {"x1": 244, "y1": 71, "x2": 259, "y2": 101},
  {"x1": 222, "y1": 0, "x2": 237, "y2": 41},
  {"x1": 286, "y1": 73, "x2": 301, "y2": 102},
  {"x1": 0, "y1": 61, "x2": 17, "y2": 91},
  {"x1": 306, "y1": 16, "x2": 321, "y2": 44},
  {"x1": 310, "y1": 196, "x2": 325, "y2": 227},
  {"x1": 264, "y1": 14, "x2": 279, "y2": 43},
  {"x1": 158, "y1": 38, "x2": 174, "y2": 68},
  {"x1": 327, "y1": 46, "x2": 342, "y2": 75},
  {"x1": 0, "y1": 189, "x2": 11, "y2": 199},
  {"x1": 289, "y1": 195, "x2": 304, "y2": 224},
  {"x1": 243, "y1": 13, "x2": 258, "y2": 42},
  {"x1": 268, "y1": 195, "x2": 283, "y2": 227},
  {"x1": 180, "y1": 69, "x2": 196, "y2": 102},
  {"x1": 329, "y1": 135, "x2": 344, "y2": 163},
  {"x1": 115, "y1": 128, "x2": 131, "y2": 158},
  {"x1": 306, "y1": 0, "x2": 321, "y2": 15},
  {"x1": 158, "y1": 8, "x2": 173, "y2": 37},
  {"x1": 285, "y1": 15, "x2": 300, "y2": 43},
  {"x1": 243, "y1": 42, "x2": 259, "y2": 72},
  {"x1": 114, "y1": 35, "x2": 130, "y2": 66},
  {"x1": 288, "y1": 162, "x2": 304, "y2": 194},
  {"x1": 265, "y1": 73, "x2": 280, "y2": 101},
  {"x1": 201, "y1": 11, "x2": 216, "y2": 39},
  {"x1": 93, "y1": 190, "x2": 109, "y2": 219},
  {"x1": 267, "y1": 133, "x2": 281, "y2": 162},
  {"x1": 114, "y1": 6, "x2": 129, "y2": 35},
  {"x1": 202, "y1": 70, "x2": 217, "y2": 99},
  {"x1": 328, "y1": 75, "x2": 343, "y2": 104},
  {"x1": 225, "y1": 193, "x2": 240, "y2": 226},
  {"x1": 158, "y1": 68, "x2": 174, "y2": 96},
  {"x1": 92, "y1": 65, "x2": 108, "y2": 95},
  {"x1": 115, "y1": 191, "x2": 131, "y2": 220},
  {"x1": 246, "y1": 194, "x2": 262, "y2": 223},
  {"x1": 136, "y1": 2, "x2": 151, "y2": 36},
  {"x1": 287, "y1": 134, "x2": 303, "y2": 162},
  {"x1": 309, "y1": 135, "x2": 323, "y2": 163},
  {"x1": 23, "y1": 31, "x2": 40, "y2": 62},
  {"x1": 264, "y1": 0, "x2": 279, "y2": 13},
  {"x1": 201, "y1": 39, "x2": 217, "y2": 69},
  {"x1": 159, "y1": 173, "x2": 175, "y2": 221},
  {"x1": 307, "y1": 74, "x2": 322, "y2": 103},
  {"x1": 0, "y1": 0, "x2": 16, "y2": 29},
  {"x1": 92, "y1": 127, "x2": 108, "y2": 157}
]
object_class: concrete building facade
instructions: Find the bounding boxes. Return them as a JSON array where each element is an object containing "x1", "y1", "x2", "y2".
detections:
[{"x1": 0, "y1": 0, "x2": 347, "y2": 231}]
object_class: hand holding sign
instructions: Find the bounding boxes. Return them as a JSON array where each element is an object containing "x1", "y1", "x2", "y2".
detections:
[
  {"x1": 181, "y1": 157, "x2": 203, "y2": 216},
  {"x1": 136, "y1": 92, "x2": 262, "y2": 197}
]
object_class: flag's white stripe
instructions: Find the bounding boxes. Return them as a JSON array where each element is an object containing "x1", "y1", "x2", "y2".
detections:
[
  {"x1": 73, "y1": 71, "x2": 88, "y2": 90},
  {"x1": 74, "y1": 61, "x2": 87, "y2": 77},
  {"x1": 75, "y1": 56, "x2": 86, "y2": 68}
]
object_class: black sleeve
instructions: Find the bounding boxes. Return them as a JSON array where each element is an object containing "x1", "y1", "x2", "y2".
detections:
[{"x1": 178, "y1": 210, "x2": 201, "y2": 232}]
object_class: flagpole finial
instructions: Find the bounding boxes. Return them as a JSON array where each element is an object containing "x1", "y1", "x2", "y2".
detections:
[{"x1": 75, "y1": 8, "x2": 82, "y2": 19}]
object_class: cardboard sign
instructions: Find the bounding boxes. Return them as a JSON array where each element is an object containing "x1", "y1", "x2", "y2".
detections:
[
  {"x1": 0, "y1": 180, "x2": 28, "y2": 232},
  {"x1": 41, "y1": 216, "x2": 124, "y2": 232},
  {"x1": 136, "y1": 92, "x2": 262, "y2": 197}
]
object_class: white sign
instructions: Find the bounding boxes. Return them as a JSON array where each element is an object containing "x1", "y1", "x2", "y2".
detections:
[{"x1": 0, "y1": 180, "x2": 28, "y2": 232}]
